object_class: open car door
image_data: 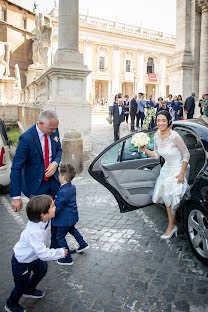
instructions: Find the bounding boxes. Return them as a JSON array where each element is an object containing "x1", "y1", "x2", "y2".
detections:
[{"x1": 89, "y1": 129, "x2": 162, "y2": 213}]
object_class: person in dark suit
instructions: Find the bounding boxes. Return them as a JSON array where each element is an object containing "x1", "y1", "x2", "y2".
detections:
[
  {"x1": 52, "y1": 164, "x2": 88, "y2": 265},
  {"x1": 10, "y1": 110, "x2": 62, "y2": 212},
  {"x1": 130, "y1": 94, "x2": 137, "y2": 131},
  {"x1": 112, "y1": 98, "x2": 125, "y2": 141},
  {"x1": 184, "y1": 92, "x2": 195, "y2": 119}
]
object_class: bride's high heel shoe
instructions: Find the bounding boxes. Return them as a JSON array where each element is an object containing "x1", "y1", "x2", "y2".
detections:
[{"x1": 161, "y1": 226, "x2": 178, "y2": 239}]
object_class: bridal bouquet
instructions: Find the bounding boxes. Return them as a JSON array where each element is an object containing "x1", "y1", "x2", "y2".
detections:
[{"x1": 131, "y1": 132, "x2": 150, "y2": 149}]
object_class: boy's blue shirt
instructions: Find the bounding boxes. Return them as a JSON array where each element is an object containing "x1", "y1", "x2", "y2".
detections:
[{"x1": 52, "y1": 182, "x2": 79, "y2": 226}]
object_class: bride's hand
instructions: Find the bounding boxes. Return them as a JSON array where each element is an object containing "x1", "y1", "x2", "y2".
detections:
[
  {"x1": 139, "y1": 146, "x2": 146, "y2": 153},
  {"x1": 176, "y1": 172, "x2": 185, "y2": 184}
]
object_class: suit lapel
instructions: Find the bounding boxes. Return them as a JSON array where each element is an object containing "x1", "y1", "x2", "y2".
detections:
[
  {"x1": 50, "y1": 133, "x2": 55, "y2": 160},
  {"x1": 32, "y1": 125, "x2": 44, "y2": 159}
]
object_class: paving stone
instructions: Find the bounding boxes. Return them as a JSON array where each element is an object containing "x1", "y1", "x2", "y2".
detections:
[{"x1": 1, "y1": 124, "x2": 208, "y2": 311}]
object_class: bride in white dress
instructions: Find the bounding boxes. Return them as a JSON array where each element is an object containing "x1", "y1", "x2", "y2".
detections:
[{"x1": 140, "y1": 110, "x2": 190, "y2": 239}]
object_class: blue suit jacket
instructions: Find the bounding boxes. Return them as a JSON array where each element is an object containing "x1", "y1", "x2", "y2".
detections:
[
  {"x1": 10, "y1": 124, "x2": 62, "y2": 198},
  {"x1": 52, "y1": 183, "x2": 79, "y2": 226}
]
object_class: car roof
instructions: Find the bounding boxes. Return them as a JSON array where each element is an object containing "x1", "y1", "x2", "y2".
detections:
[
  {"x1": 174, "y1": 117, "x2": 208, "y2": 127},
  {"x1": 173, "y1": 117, "x2": 208, "y2": 150}
]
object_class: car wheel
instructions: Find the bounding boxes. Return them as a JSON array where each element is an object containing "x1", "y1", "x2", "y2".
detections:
[
  {"x1": 184, "y1": 203, "x2": 208, "y2": 265},
  {"x1": 0, "y1": 184, "x2": 10, "y2": 194}
]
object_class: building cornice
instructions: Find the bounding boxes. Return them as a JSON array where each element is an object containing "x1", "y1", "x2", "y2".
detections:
[
  {"x1": 4, "y1": 0, "x2": 35, "y2": 15},
  {"x1": 79, "y1": 14, "x2": 176, "y2": 46}
]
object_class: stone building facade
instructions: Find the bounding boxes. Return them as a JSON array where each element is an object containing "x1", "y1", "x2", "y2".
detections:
[
  {"x1": 169, "y1": 0, "x2": 208, "y2": 111},
  {"x1": 78, "y1": 15, "x2": 175, "y2": 105},
  {"x1": 0, "y1": 0, "x2": 35, "y2": 125},
  {"x1": 27, "y1": 11, "x2": 175, "y2": 105},
  {"x1": 0, "y1": 0, "x2": 36, "y2": 87}
]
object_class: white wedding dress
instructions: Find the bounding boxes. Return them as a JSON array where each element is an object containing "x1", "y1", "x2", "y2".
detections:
[{"x1": 152, "y1": 130, "x2": 190, "y2": 214}]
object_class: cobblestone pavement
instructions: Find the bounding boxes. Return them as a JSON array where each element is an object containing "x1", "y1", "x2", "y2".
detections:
[{"x1": 1, "y1": 123, "x2": 208, "y2": 312}]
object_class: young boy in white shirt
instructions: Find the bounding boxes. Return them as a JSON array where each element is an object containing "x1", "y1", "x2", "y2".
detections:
[{"x1": 5, "y1": 195, "x2": 68, "y2": 312}]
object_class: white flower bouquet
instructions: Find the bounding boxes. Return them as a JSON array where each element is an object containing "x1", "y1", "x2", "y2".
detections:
[{"x1": 131, "y1": 132, "x2": 150, "y2": 151}]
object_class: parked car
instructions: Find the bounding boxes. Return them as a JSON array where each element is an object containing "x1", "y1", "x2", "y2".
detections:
[
  {"x1": 89, "y1": 117, "x2": 208, "y2": 264},
  {"x1": 0, "y1": 119, "x2": 11, "y2": 193}
]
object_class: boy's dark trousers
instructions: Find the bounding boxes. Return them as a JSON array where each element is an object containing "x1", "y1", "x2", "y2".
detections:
[
  {"x1": 7, "y1": 255, "x2": 47, "y2": 306},
  {"x1": 51, "y1": 225, "x2": 87, "y2": 260}
]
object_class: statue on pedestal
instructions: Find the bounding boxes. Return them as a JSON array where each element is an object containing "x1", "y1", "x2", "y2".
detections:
[{"x1": 0, "y1": 42, "x2": 10, "y2": 78}]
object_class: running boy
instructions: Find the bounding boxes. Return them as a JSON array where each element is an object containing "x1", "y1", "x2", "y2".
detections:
[
  {"x1": 5, "y1": 195, "x2": 68, "y2": 312},
  {"x1": 51, "y1": 164, "x2": 89, "y2": 265}
]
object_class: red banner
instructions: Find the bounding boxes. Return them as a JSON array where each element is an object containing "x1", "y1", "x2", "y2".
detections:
[{"x1": 148, "y1": 73, "x2": 157, "y2": 82}]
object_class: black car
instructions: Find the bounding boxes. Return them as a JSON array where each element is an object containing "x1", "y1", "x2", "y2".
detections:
[{"x1": 89, "y1": 117, "x2": 208, "y2": 264}]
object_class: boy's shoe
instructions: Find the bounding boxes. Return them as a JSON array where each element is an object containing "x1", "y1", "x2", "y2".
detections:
[
  {"x1": 69, "y1": 249, "x2": 76, "y2": 254},
  {"x1": 5, "y1": 304, "x2": 26, "y2": 312},
  {"x1": 76, "y1": 244, "x2": 89, "y2": 253},
  {"x1": 56, "y1": 258, "x2": 73, "y2": 265},
  {"x1": 23, "y1": 289, "x2": 45, "y2": 299}
]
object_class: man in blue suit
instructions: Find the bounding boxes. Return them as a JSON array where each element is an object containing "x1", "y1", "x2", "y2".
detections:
[
  {"x1": 10, "y1": 110, "x2": 62, "y2": 212},
  {"x1": 136, "y1": 92, "x2": 146, "y2": 128}
]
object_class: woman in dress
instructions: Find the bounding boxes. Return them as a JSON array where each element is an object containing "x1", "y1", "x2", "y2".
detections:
[
  {"x1": 173, "y1": 95, "x2": 181, "y2": 121},
  {"x1": 140, "y1": 110, "x2": 190, "y2": 239},
  {"x1": 143, "y1": 96, "x2": 156, "y2": 130},
  {"x1": 178, "y1": 94, "x2": 184, "y2": 120}
]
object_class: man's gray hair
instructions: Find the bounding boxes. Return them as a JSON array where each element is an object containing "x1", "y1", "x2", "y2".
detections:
[
  {"x1": 191, "y1": 92, "x2": 195, "y2": 97},
  {"x1": 38, "y1": 110, "x2": 59, "y2": 123}
]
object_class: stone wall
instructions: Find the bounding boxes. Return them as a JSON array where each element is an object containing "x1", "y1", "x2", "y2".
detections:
[
  {"x1": 18, "y1": 106, "x2": 42, "y2": 131},
  {"x1": 0, "y1": 104, "x2": 18, "y2": 126}
]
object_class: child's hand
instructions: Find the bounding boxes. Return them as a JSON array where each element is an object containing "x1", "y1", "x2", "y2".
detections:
[{"x1": 63, "y1": 248, "x2": 68, "y2": 258}]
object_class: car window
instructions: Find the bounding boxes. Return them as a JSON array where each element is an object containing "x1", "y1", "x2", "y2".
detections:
[
  {"x1": 122, "y1": 132, "x2": 155, "y2": 161},
  {"x1": 101, "y1": 142, "x2": 123, "y2": 165},
  {"x1": 175, "y1": 128, "x2": 202, "y2": 147}
]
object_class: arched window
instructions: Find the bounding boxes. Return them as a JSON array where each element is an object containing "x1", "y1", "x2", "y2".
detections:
[
  {"x1": 147, "y1": 57, "x2": 154, "y2": 74},
  {"x1": 1, "y1": 4, "x2": 7, "y2": 21},
  {"x1": 22, "y1": 13, "x2": 27, "y2": 29}
]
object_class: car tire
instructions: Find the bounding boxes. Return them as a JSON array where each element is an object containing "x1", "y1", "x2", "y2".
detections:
[
  {"x1": 183, "y1": 203, "x2": 208, "y2": 265},
  {"x1": 0, "y1": 184, "x2": 10, "y2": 194}
]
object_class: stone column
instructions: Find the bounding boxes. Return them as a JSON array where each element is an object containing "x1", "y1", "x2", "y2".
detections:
[
  {"x1": 112, "y1": 46, "x2": 120, "y2": 95},
  {"x1": 35, "y1": 0, "x2": 91, "y2": 150},
  {"x1": 168, "y1": 0, "x2": 193, "y2": 100},
  {"x1": 84, "y1": 41, "x2": 93, "y2": 103},
  {"x1": 108, "y1": 80, "x2": 112, "y2": 104},
  {"x1": 137, "y1": 51, "x2": 144, "y2": 93},
  {"x1": 58, "y1": 0, "x2": 78, "y2": 50},
  {"x1": 199, "y1": 0, "x2": 208, "y2": 96},
  {"x1": 160, "y1": 54, "x2": 166, "y2": 98},
  {"x1": 54, "y1": 0, "x2": 86, "y2": 69}
]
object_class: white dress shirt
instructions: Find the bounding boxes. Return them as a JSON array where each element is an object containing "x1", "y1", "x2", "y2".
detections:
[
  {"x1": 119, "y1": 106, "x2": 122, "y2": 115},
  {"x1": 36, "y1": 124, "x2": 52, "y2": 163},
  {"x1": 14, "y1": 221, "x2": 65, "y2": 263}
]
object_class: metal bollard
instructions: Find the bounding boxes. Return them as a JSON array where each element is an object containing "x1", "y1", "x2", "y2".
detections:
[{"x1": 62, "y1": 131, "x2": 83, "y2": 173}]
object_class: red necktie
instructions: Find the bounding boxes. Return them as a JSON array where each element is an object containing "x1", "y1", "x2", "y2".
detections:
[{"x1": 44, "y1": 134, "x2": 49, "y2": 182}]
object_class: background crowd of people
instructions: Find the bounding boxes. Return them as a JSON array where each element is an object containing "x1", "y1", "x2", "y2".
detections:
[{"x1": 110, "y1": 91, "x2": 208, "y2": 141}]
